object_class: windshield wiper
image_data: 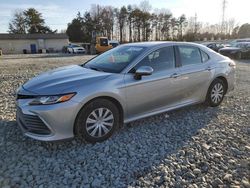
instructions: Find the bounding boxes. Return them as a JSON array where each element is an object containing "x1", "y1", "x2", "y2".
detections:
[
  {"x1": 84, "y1": 65, "x2": 104, "y2": 72},
  {"x1": 89, "y1": 67, "x2": 102, "y2": 71}
]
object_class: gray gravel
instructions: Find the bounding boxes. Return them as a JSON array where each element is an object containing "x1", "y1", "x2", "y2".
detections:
[{"x1": 0, "y1": 54, "x2": 249, "y2": 188}]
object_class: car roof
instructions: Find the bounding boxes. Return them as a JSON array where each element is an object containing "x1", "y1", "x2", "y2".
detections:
[
  {"x1": 237, "y1": 42, "x2": 250, "y2": 44},
  {"x1": 202, "y1": 42, "x2": 221, "y2": 45},
  {"x1": 122, "y1": 41, "x2": 204, "y2": 48}
]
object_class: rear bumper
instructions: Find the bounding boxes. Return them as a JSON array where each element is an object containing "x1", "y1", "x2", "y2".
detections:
[{"x1": 226, "y1": 66, "x2": 236, "y2": 93}]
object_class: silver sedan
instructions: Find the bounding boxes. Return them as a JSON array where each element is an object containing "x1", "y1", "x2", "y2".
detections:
[{"x1": 16, "y1": 42, "x2": 235, "y2": 142}]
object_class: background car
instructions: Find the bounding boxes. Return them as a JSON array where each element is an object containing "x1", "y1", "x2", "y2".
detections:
[
  {"x1": 219, "y1": 42, "x2": 250, "y2": 59},
  {"x1": 67, "y1": 44, "x2": 86, "y2": 54},
  {"x1": 202, "y1": 42, "x2": 225, "y2": 52},
  {"x1": 109, "y1": 40, "x2": 120, "y2": 48},
  {"x1": 230, "y1": 38, "x2": 250, "y2": 45},
  {"x1": 16, "y1": 42, "x2": 235, "y2": 143}
]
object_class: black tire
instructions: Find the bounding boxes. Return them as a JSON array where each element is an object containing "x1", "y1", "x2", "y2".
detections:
[
  {"x1": 75, "y1": 99, "x2": 120, "y2": 143},
  {"x1": 206, "y1": 78, "x2": 226, "y2": 107}
]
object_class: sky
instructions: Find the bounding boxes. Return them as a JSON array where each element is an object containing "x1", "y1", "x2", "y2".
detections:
[{"x1": 0, "y1": 0, "x2": 249, "y2": 33}]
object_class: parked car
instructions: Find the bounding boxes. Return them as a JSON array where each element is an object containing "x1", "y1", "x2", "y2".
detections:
[
  {"x1": 219, "y1": 42, "x2": 250, "y2": 59},
  {"x1": 67, "y1": 44, "x2": 86, "y2": 54},
  {"x1": 109, "y1": 40, "x2": 120, "y2": 48},
  {"x1": 16, "y1": 42, "x2": 235, "y2": 142},
  {"x1": 230, "y1": 38, "x2": 250, "y2": 45},
  {"x1": 202, "y1": 42, "x2": 225, "y2": 52}
]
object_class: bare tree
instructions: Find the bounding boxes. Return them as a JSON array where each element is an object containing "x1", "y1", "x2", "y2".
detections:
[
  {"x1": 227, "y1": 18, "x2": 236, "y2": 35},
  {"x1": 177, "y1": 14, "x2": 187, "y2": 40},
  {"x1": 127, "y1": 5, "x2": 133, "y2": 42},
  {"x1": 9, "y1": 10, "x2": 26, "y2": 34},
  {"x1": 116, "y1": 6, "x2": 128, "y2": 42}
]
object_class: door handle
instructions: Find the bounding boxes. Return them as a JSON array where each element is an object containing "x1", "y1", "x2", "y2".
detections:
[
  {"x1": 171, "y1": 73, "x2": 179, "y2": 78},
  {"x1": 206, "y1": 66, "x2": 212, "y2": 71}
]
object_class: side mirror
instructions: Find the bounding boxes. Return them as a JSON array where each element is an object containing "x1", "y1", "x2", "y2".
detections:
[{"x1": 134, "y1": 66, "x2": 153, "y2": 80}]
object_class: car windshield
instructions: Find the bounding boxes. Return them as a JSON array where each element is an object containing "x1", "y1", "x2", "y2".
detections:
[{"x1": 83, "y1": 45, "x2": 146, "y2": 73}]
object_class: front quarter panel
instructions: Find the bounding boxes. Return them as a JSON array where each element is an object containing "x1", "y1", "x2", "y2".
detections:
[{"x1": 64, "y1": 74, "x2": 127, "y2": 116}]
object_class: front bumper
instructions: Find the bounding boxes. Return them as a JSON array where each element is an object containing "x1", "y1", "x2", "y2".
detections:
[
  {"x1": 16, "y1": 92, "x2": 82, "y2": 141},
  {"x1": 17, "y1": 106, "x2": 52, "y2": 135}
]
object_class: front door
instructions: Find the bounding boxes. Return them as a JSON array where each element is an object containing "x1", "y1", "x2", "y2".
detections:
[{"x1": 124, "y1": 46, "x2": 183, "y2": 120}]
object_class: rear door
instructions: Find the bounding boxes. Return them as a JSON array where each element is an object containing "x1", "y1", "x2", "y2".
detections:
[{"x1": 176, "y1": 45, "x2": 213, "y2": 102}]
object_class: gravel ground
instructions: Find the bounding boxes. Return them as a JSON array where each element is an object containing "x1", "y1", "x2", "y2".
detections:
[{"x1": 0, "y1": 54, "x2": 249, "y2": 188}]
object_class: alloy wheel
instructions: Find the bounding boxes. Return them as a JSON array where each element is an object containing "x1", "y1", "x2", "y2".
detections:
[
  {"x1": 86, "y1": 108, "x2": 114, "y2": 138},
  {"x1": 211, "y1": 83, "x2": 224, "y2": 104}
]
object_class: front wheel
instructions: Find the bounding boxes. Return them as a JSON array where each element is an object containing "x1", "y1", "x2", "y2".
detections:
[
  {"x1": 75, "y1": 99, "x2": 120, "y2": 143},
  {"x1": 206, "y1": 79, "x2": 226, "y2": 107}
]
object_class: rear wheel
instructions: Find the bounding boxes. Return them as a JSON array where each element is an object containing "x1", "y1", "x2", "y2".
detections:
[
  {"x1": 206, "y1": 78, "x2": 226, "y2": 107},
  {"x1": 75, "y1": 99, "x2": 120, "y2": 143}
]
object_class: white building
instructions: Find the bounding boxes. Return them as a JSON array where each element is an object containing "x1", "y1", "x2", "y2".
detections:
[{"x1": 0, "y1": 33, "x2": 69, "y2": 54}]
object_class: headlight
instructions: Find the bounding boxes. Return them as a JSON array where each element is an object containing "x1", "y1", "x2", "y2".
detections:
[{"x1": 29, "y1": 93, "x2": 76, "y2": 105}]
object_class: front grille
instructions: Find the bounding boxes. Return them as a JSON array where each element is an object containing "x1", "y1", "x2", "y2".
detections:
[{"x1": 17, "y1": 108, "x2": 51, "y2": 135}]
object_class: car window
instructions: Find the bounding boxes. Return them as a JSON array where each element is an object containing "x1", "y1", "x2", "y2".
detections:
[
  {"x1": 200, "y1": 50, "x2": 209, "y2": 62},
  {"x1": 178, "y1": 46, "x2": 202, "y2": 66},
  {"x1": 133, "y1": 46, "x2": 175, "y2": 72},
  {"x1": 207, "y1": 44, "x2": 214, "y2": 48},
  {"x1": 236, "y1": 43, "x2": 248, "y2": 48}
]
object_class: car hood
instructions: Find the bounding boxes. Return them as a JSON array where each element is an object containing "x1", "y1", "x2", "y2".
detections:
[
  {"x1": 219, "y1": 47, "x2": 240, "y2": 51},
  {"x1": 23, "y1": 65, "x2": 111, "y2": 95}
]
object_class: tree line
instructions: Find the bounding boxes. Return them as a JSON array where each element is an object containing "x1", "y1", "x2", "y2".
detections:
[
  {"x1": 66, "y1": 2, "x2": 189, "y2": 43},
  {"x1": 8, "y1": 1, "x2": 250, "y2": 42},
  {"x1": 66, "y1": 1, "x2": 250, "y2": 43}
]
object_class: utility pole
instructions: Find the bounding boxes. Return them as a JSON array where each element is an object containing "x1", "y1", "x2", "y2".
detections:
[
  {"x1": 194, "y1": 13, "x2": 198, "y2": 34},
  {"x1": 221, "y1": 0, "x2": 227, "y2": 34}
]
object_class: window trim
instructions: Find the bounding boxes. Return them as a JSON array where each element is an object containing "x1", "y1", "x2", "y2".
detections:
[{"x1": 174, "y1": 45, "x2": 181, "y2": 67}]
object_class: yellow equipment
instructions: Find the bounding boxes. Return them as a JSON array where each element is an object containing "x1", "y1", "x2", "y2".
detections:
[{"x1": 95, "y1": 37, "x2": 112, "y2": 54}]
